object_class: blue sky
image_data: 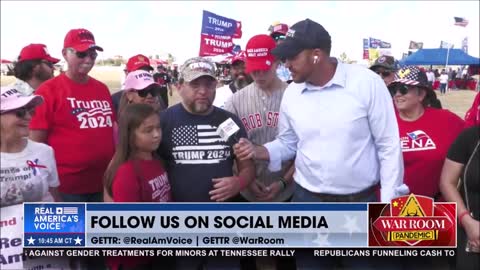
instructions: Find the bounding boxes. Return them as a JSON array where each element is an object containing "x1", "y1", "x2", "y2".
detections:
[{"x1": 1, "y1": 1, "x2": 479, "y2": 64}]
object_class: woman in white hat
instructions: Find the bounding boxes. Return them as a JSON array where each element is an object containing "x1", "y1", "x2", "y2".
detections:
[{"x1": 1, "y1": 86, "x2": 60, "y2": 206}]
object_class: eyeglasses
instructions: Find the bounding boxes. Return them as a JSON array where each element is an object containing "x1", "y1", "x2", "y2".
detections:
[
  {"x1": 137, "y1": 86, "x2": 161, "y2": 98},
  {"x1": 389, "y1": 84, "x2": 412, "y2": 96},
  {"x1": 2, "y1": 107, "x2": 36, "y2": 118},
  {"x1": 68, "y1": 48, "x2": 98, "y2": 59},
  {"x1": 376, "y1": 71, "x2": 392, "y2": 77}
]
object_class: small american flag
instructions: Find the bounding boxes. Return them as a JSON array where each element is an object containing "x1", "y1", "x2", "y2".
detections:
[
  {"x1": 172, "y1": 125, "x2": 229, "y2": 164},
  {"x1": 63, "y1": 207, "x2": 78, "y2": 215},
  {"x1": 454, "y1": 17, "x2": 469, "y2": 27}
]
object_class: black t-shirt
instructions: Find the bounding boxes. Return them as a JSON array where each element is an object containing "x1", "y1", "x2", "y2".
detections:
[
  {"x1": 157, "y1": 104, "x2": 247, "y2": 202},
  {"x1": 153, "y1": 72, "x2": 171, "y2": 88},
  {"x1": 447, "y1": 126, "x2": 480, "y2": 219},
  {"x1": 111, "y1": 90, "x2": 123, "y2": 115}
]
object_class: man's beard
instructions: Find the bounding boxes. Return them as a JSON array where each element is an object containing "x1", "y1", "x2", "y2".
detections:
[
  {"x1": 34, "y1": 69, "x2": 53, "y2": 82},
  {"x1": 233, "y1": 74, "x2": 252, "y2": 90}
]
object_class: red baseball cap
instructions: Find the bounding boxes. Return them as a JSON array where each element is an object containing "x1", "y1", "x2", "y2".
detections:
[
  {"x1": 270, "y1": 23, "x2": 289, "y2": 36},
  {"x1": 126, "y1": 54, "x2": 154, "y2": 72},
  {"x1": 245, "y1": 35, "x2": 276, "y2": 74},
  {"x1": 64, "y1": 28, "x2": 103, "y2": 52},
  {"x1": 231, "y1": 51, "x2": 246, "y2": 65},
  {"x1": 19, "y1": 44, "x2": 60, "y2": 63}
]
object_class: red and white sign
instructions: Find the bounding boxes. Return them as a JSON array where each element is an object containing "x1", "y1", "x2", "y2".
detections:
[{"x1": 199, "y1": 34, "x2": 234, "y2": 57}]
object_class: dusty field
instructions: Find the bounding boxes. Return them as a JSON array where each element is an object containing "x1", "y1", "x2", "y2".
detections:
[{"x1": 1, "y1": 67, "x2": 477, "y2": 117}]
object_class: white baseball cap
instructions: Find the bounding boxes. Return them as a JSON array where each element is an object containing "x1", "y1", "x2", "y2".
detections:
[{"x1": 1, "y1": 87, "x2": 43, "y2": 113}]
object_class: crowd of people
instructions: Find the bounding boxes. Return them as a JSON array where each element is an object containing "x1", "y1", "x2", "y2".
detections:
[{"x1": 1, "y1": 18, "x2": 479, "y2": 270}]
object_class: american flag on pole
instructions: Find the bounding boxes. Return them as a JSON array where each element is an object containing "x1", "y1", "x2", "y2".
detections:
[{"x1": 454, "y1": 17, "x2": 468, "y2": 27}]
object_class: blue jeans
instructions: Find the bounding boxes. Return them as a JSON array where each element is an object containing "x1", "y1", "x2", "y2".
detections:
[
  {"x1": 440, "y1": 83, "x2": 447, "y2": 94},
  {"x1": 59, "y1": 192, "x2": 103, "y2": 202},
  {"x1": 293, "y1": 184, "x2": 377, "y2": 270}
]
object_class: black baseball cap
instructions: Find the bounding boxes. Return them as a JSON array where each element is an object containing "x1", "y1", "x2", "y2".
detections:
[{"x1": 271, "y1": 18, "x2": 331, "y2": 60}]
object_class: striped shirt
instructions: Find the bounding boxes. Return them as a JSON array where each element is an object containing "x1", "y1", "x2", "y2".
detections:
[{"x1": 225, "y1": 82, "x2": 294, "y2": 202}]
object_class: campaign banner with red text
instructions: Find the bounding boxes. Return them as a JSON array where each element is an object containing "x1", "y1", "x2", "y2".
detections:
[
  {"x1": 199, "y1": 10, "x2": 241, "y2": 57},
  {"x1": 199, "y1": 34, "x2": 235, "y2": 57}
]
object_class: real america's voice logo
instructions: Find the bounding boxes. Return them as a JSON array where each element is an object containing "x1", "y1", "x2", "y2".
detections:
[{"x1": 368, "y1": 194, "x2": 456, "y2": 247}]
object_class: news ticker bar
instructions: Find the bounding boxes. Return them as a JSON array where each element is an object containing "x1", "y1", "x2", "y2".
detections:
[
  {"x1": 24, "y1": 203, "x2": 368, "y2": 248},
  {"x1": 23, "y1": 200, "x2": 457, "y2": 248},
  {"x1": 23, "y1": 248, "x2": 457, "y2": 258}
]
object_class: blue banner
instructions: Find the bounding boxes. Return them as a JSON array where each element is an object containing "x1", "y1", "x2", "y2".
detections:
[
  {"x1": 24, "y1": 203, "x2": 86, "y2": 247},
  {"x1": 24, "y1": 203, "x2": 369, "y2": 248},
  {"x1": 201, "y1": 10, "x2": 237, "y2": 36},
  {"x1": 363, "y1": 39, "x2": 369, "y2": 49}
]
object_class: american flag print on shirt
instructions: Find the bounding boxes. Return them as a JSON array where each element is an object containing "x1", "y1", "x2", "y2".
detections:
[{"x1": 171, "y1": 125, "x2": 231, "y2": 164}]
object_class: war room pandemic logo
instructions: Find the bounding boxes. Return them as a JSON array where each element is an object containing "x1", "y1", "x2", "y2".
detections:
[{"x1": 369, "y1": 194, "x2": 456, "y2": 247}]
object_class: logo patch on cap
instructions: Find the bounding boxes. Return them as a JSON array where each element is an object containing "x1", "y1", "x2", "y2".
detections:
[
  {"x1": 266, "y1": 60, "x2": 271, "y2": 66},
  {"x1": 378, "y1": 56, "x2": 386, "y2": 63},
  {"x1": 286, "y1": 29, "x2": 295, "y2": 38},
  {"x1": 398, "y1": 69, "x2": 411, "y2": 79}
]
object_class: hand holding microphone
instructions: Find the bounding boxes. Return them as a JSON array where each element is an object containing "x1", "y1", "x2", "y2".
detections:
[
  {"x1": 233, "y1": 138, "x2": 256, "y2": 161},
  {"x1": 216, "y1": 118, "x2": 255, "y2": 160}
]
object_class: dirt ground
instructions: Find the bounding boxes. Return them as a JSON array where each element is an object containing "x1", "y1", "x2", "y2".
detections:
[{"x1": 1, "y1": 67, "x2": 477, "y2": 118}]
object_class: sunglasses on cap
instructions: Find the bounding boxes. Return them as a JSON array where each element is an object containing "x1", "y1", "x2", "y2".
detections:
[
  {"x1": 2, "y1": 106, "x2": 36, "y2": 119},
  {"x1": 68, "y1": 48, "x2": 98, "y2": 59},
  {"x1": 136, "y1": 85, "x2": 161, "y2": 98},
  {"x1": 375, "y1": 70, "x2": 392, "y2": 78}
]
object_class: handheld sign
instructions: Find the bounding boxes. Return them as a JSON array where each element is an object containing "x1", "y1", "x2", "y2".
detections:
[{"x1": 216, "y1": 118, "x2": 240, "y2": 142}]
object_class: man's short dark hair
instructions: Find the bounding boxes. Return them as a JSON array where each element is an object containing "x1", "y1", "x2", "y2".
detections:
[{"x1": 13, "y1": 59, "x2": 42, "y2": 81}]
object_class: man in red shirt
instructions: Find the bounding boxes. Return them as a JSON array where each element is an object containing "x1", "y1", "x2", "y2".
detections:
[{"x1": 29, "y1": 28, "x2": 115, "y2": 203}]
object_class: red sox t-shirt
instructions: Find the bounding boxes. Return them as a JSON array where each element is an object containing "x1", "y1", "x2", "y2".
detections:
[
  {"x1": 397, "y1": 107, "x2": 465, "y2": 198},
  {"x1": 29, "y1": 73, "x2": 115, "y2": 194}
]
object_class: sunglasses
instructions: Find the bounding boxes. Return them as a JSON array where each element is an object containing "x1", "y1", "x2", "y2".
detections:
[
  {"x1": 41, "y1": 60, "x2": 54, "y2": 68},
  {"x1": 2, "y1": 107, "x2": 36, "y2": 118},
  {"x1": 137, "y1": 86, "x2": 161, "y2": 98},
  {"x1": 68, "y1": 48, "x2": 98, "y2": 59},
  {"x1": 389, "y1": 84, "x2": 412, "y2": 96},
  {"x1": 376, "y1": 71, "x2": 392, "y2": 77}
]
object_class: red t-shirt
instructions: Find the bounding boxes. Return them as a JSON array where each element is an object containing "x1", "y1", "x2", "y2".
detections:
[
  {"x1": 109, "y1": 159, "x2": 171, "y2": 270},
  {"x1": 397, "y1": 107, "x2": 465, "y2": 198},
  {"x1": 112, "y1": 159, "x2": 171, "y2": 202},
  {"x1": 464, "y1": 92, "x2": 480, "y2": 128},
  {"x1": 29, "y1": 73, "x2": 115, "y2": 194}
]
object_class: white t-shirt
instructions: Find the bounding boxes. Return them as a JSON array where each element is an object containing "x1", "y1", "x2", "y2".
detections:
[
  {"x1": 439, "y1": 74, "x2": 449, "y2": 84},
  {"x1": 1, "y1": 139, "x2": 60, "y2": 207},
  {"x1": 426, "y1": 72, "x2": 435, "y2": 82},
  {"x1": 213, "y1": 84, "x2": 234, "y2": 109}
]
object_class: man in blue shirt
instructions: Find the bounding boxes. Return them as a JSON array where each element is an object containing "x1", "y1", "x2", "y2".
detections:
[{"x1": 234, "y1": 18, "x2": 406, "y2": 269}]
